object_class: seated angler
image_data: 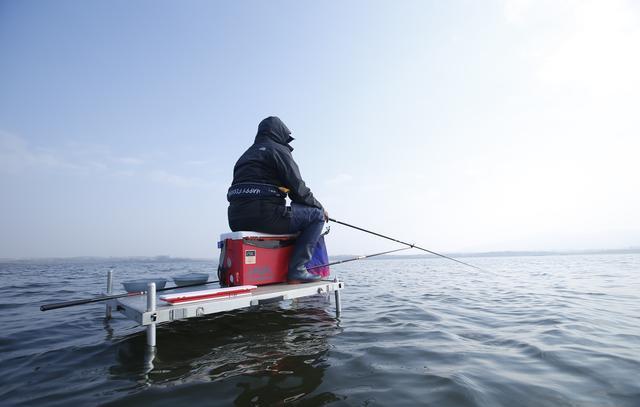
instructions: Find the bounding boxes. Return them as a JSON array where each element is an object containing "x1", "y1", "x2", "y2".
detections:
[{"x1": 227, "y1": 116, "x2": 328, "y2": 283}]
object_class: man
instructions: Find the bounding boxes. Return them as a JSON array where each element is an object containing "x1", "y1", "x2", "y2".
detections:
[{"x1": 227, "y1": 116, "x2": 328, "y2": 283}]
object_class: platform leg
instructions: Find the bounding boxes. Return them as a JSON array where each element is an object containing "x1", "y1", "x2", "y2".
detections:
[
  {"x1": 335, "y1": 289, "x2": 342, "y2": 317},
  {"x1": 105, "y1": 269, "x2": 113, "y2": 320},
  {"x1": 143, "y1": 345, "x2": 156, "y2": 374},
  {"x1": 146, "y1": 282, "x2": 157, "y2": 348},
  {"x1": 146, "y1": 325, "x2": 156, "y2": 348}
]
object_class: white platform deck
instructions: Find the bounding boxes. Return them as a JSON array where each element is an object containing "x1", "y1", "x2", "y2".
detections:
[{"x1": 111, "y1": 280, "x2": 344, "y2": 327}]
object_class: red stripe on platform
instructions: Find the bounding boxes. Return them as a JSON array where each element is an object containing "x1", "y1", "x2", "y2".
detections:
[{"x1": 162, "y1": 288, "x2": 253, "y2": 304}]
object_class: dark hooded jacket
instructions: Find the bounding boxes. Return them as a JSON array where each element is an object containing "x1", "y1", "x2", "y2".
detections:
[{"x1": 227, "y1": 116, "x2": 323, "y2": 233}]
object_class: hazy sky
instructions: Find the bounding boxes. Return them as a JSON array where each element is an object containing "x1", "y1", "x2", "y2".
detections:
[{"x1": 1, "y1": 0, "x2": 639, "y2": 258}]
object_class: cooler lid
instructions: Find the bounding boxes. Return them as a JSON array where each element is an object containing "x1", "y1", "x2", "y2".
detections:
[{"x1": 219, "y1": 231, "x2": 298, "y2": 241}]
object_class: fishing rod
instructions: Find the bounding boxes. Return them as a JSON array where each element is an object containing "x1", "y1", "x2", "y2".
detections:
[
  {"x1": 40, "y1": 279, "x2": 220, "y2": 312},
  {"x1": 43, "y1": 245, "x2": 412, "y2": 311},
  {"x1": 307, "y1": 246, "x2": 413, "y2": 270},
  {"x1": 328, "y1": 217, "x2": 485, "y2": 272}
]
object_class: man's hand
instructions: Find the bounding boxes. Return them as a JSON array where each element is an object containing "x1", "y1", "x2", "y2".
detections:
[{"x1": 323, "y1": 209, "x2": 329, "y2": 222}]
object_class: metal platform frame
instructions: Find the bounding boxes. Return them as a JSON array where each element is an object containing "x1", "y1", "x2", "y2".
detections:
[{"x1": 104, "y1": 270, "x2": 344, "y2": 349}]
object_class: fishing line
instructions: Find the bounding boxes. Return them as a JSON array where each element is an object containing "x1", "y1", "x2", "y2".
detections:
[
  {"x1": 328, "y1": 217, "x2": 487, "y2": 272},
  {"x1": 307, "y1": 246, "x2": 412, "y2": 270}
]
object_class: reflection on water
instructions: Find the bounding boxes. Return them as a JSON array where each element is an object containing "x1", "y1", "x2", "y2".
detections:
[{"x1": 107, "y1": 298, "x2": 341, "y2": 406}]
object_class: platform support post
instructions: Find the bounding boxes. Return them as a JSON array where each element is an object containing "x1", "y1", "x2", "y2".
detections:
[
  {"x1": 334, "y1": 278, "x2": 341, "y2": 317},
  {"x1": 105, "y1": 269, "x2": 113, "y2": 320},
  {"x1": 146, "y1": 282, "x2": 156, "y2": 348}
]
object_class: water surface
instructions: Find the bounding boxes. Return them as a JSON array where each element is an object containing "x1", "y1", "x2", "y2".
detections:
[{"x1": 1, "y1": 254, "x2": 639, "y2": 406}]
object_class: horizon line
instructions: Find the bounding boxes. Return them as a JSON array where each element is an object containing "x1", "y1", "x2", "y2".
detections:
[{"x1": 2, "y1": 247, "x2": 639, "y2": 263}]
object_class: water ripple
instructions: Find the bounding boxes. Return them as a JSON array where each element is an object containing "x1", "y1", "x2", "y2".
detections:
[{"x1": 0, "y1": 255, "x2": 639, "y2": 406}]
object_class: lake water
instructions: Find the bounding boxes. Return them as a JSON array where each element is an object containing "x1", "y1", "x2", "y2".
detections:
[{"x1": 1, "y1": 254, "x2": 639, "y2": 406}]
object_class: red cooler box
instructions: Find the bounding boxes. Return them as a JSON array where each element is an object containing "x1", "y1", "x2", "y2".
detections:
[{"x1": 218, "y1": 231, "x2": 297, "y2": 287}]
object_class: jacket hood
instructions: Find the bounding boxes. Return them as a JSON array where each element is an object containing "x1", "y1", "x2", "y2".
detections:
[{"x1": 255, "y1": 116, "x2": 294, "y2": 151}]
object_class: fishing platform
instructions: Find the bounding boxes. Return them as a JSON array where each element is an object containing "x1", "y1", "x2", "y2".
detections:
[
  {"x1": 104, "y1": 271, "x2": 344, "y2": 349},
  {"x1": 41, "y1": 220, "x2": 483, "y2": 355}
]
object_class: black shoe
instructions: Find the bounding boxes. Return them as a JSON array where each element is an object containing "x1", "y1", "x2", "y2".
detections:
[{"x1": 288, "y1": 269, "x2": 321, "y2": 284}]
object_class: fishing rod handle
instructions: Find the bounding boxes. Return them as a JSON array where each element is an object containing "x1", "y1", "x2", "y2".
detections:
[
  {"x1": 40, "y1": 280, "x2": 221, "y2": 312},
  {"x1": 40, "y1": 296, "x2": 113, "y2": 311}
]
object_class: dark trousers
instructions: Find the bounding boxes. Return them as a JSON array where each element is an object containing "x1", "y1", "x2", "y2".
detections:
[{"x1": 287, "y1": 203, "x2": 325, "y2": 275}]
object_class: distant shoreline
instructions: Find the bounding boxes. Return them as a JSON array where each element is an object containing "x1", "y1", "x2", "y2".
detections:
[
  {"x1": 1, "y1": 248, "x2": 639, "y2": 264},
  {"x1": 335, "y1": 247, "x2": 640, "y2": 261}
]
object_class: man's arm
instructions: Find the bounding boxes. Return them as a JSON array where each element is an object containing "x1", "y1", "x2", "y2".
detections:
[{"x1": 272, "y1": 149, "x2": 323, "y2": 209}]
